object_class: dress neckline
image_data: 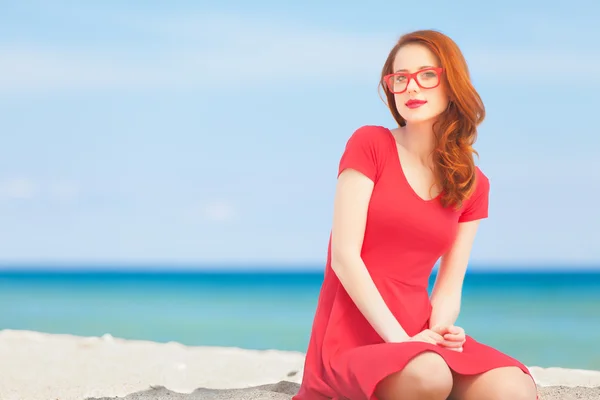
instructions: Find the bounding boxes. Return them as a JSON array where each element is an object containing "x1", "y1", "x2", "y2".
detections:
[{"x1": 384, "y1": 127, "x2": 442, "y2": 203}]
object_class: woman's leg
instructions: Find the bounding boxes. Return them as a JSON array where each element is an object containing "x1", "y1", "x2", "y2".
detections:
[
  {"x1": 449, "y1": 366, "x2": 537, "y2": 400},
  {"x1": 374, "y1": 352, "x2": 453, "y2": 400}
]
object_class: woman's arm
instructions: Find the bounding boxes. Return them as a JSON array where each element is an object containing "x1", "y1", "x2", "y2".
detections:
[
  {"x1": 330, "y1": 168, "x2": 410, "y2": 343},
  {"x1": 429, "y1": 220, "x2": 481, "y2": 329}
]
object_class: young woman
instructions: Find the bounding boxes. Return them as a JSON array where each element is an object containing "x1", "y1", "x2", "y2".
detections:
[{"x1": 293, "y1": 30, "x2": 538, "y2": 400}]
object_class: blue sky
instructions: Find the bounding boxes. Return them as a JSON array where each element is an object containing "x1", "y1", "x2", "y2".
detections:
[{"x1": 0, "y1": 1, "x2": 599, "y2": 269}]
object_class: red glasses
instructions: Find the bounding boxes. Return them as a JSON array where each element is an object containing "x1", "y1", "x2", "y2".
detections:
[{"x1": 383, "y1": 67, "x2": 444, "y2": 94}]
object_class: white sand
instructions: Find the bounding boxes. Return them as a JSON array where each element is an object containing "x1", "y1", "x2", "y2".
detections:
[{"x1": 0, "y1": 329, "x2": 598, "y2": 400}]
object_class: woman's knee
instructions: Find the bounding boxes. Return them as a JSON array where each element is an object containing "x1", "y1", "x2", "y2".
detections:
[
  {"x1": 375, "y1": 352, "x2": 453, "y2": 400},
  {"x1": 449, "y1": 366, "x2": 537, "y2": 400},
  {"x1": 492, "y1": 371, "x2": 537, "y2": 400}
]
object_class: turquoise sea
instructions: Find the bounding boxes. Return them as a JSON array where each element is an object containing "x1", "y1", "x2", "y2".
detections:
[{"x1": 1, "y1": 268, "x2": 599, "y2": 371}]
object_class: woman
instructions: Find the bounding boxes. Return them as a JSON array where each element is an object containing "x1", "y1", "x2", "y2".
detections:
[{"x1": 293, "y1": 30, "x2": 538, "y2": 400}]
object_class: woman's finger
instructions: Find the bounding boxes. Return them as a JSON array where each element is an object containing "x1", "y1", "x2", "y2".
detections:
[
  {"x1": 418, "y1": 336, "x2": 438, "y2": 345},
  {"x1": 448, "y1": 326, "x2": 465, "y2": 337},
  {"x1": 426, "y1": 331, "x2": 445, "y2": 342},
  {"x1": 447, "y1": 326, "x2": 461, "y2": 334},
  {"x1": 430, "y1": 325, "x2": 450, "y2": 335},
  {"x1": 444, "y1": 333, "x2": 465, "y2": 341},
  {"x1": 440, "y1": 340, "x2": 463, "y2": 348}
]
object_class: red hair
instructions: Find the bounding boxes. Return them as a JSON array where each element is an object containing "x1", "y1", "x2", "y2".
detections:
[{"x1": 379, "y1": 29, "x2": 485, "y2": 209}]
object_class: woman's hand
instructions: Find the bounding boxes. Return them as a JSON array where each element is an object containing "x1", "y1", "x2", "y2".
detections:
[
  {"x1": 431, "y1": 325, "x2": 466, "y2": 352},
  {"x1": 406, "y1": 329, "x2": 445, "y2": 346},
  {"x1": 402, "y1": 325, "x2": 466, "y2": 351}
]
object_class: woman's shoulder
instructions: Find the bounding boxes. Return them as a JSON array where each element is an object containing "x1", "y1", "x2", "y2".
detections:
[
  {"x1": 462, "y1": 165, "x2": 490, "y2": 207},
  {"x1": 473, "y1": 165, "x2": 490, "y2": 189},
  {"x1": 344, "y1": 124, "x2": 392, "y2": 147},
  {"x1": 337, "y1": 125, "x2": 392, "y2": 181},
  {"x1": 349, "y1": 124, "x2": 391, "y2": 138}
]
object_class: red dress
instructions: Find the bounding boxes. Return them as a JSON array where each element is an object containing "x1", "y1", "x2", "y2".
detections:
[{"x1": 293, "y1": 125, "x2": 536, "y2": 400}]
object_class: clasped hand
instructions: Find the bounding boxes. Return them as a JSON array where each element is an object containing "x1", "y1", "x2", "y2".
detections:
[{"x1": 407, "y1": 325, "x2": 466, "y2": 352}]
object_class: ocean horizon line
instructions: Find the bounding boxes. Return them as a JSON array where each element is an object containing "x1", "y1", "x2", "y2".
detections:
[{"x1": 0, "y1": 262, "x2": 599, "y2": 275}]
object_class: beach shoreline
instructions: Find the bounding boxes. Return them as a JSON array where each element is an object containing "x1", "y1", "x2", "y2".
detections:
[{"x1": 0, "y1": 329, "x2": 599, "y2": 400}]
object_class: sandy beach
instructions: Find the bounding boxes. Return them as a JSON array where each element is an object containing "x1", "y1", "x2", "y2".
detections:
[{"x1": 0, "y1": 329, "x2": 598, "y2": 400}]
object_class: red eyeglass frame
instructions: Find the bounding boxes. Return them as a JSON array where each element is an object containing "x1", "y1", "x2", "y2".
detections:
[{"x1": 383, "y1": 67, "x2": 445, "y2": 94}]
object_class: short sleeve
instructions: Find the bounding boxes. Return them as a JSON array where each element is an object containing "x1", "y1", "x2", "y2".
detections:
[
  {"x1": 458, "y1": 168, "x2": 490, "y2": 223},
  {"x1": 337, "y1": 125, "x2": 384, "y2": 182}
]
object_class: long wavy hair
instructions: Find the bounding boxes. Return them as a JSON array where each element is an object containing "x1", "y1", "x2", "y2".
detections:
[{"x1": 379, "y1": 30, "x2": 485, "y2": 210}]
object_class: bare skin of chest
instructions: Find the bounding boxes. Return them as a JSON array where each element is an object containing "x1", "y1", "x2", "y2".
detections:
[{"x1": 396, "y1": 146, "x2": 442, "y2": 201}]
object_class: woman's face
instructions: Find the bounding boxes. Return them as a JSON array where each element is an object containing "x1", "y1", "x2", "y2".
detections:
[{"x1": 389, "y1": 43, "x2": 449, "y2": 124}]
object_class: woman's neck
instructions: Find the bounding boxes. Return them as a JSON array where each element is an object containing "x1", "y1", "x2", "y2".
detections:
[{"x1": 398, "y1": 121, "x2": 437, "y2": 165}]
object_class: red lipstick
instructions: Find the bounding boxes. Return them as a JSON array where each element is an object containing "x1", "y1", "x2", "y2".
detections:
[{"x1": 405, "y1": 99, "x2": 427, "y2": 109}]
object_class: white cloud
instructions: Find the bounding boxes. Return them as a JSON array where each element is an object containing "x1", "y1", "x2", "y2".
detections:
[
  {"x1": 0, "y1": 178, "x2": 37, "y2": 199},
  {"x1": 0, "y1": 41, "x2": 388, "y2": 92},
  {"x1": 202, "y1": 201, "x2": 236, "y2": 222},
  {"x1": 183, "y1": 200, "x2": 237, "y2": 223},
  {"x1": 0, "y1": 177, "x2": 81, "y2": 202}
]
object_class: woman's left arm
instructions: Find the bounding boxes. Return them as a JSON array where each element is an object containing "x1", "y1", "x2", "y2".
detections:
[{"x1": 429, "y1": 219, "x2": 482, "y2": 330}]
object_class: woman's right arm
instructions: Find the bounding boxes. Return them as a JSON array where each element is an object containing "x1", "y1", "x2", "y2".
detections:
[{"x1": 330, "y1": 168, "x2": 410, "y2": 343}]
